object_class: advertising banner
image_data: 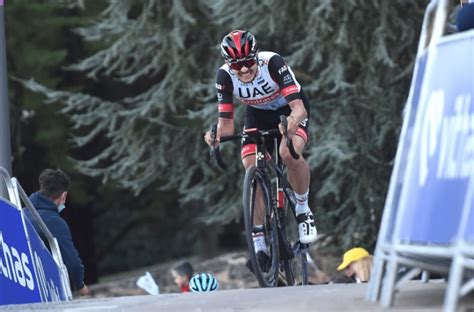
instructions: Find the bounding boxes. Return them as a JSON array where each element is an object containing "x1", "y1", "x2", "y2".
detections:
[
  {"x1": 0, "y1": 199, "x2": 41, "y2": 305},
  {"x1": 397, "y1": 34, "x2": 474, "y2": 244},
  {"x1": 24, "y1": 218, "x2": 67, "y2": 301},
  {"x1": 384, "y1": 52, "x2": 428, "y2": 243},
  {"x1": 0, "y1": 198, "x2": 66, "y2": 305}
]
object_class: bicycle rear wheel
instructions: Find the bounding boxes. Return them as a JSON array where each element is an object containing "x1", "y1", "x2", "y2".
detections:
[
  {"x1": 293, "y1": 243, "x2": 309, "y2": 285},
  {"x1": 284, "y1": 188, "x2": 309, "y2": 286},
  {"x1": 242, "y1": 166, "x2": 279, "y2": 287},
  {"x1": 279, "y1": 244, "x2": 309, "y2": 286},
  {"x1": 277, "y1": 210, "x2": 296, "y2": 286}
]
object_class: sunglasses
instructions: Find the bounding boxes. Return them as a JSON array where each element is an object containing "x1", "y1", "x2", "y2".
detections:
[{"x1": 228, "y1": 58, "x2": 257, "y2": 71}]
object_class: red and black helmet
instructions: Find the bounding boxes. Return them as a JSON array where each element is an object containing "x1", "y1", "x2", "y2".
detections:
[{"x1": 220, "y1": 30, "x2": 258, "y2": 63}]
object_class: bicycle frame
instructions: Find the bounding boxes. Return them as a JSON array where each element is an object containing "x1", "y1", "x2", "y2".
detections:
[
  {"x1": 216, "y1": 127, "x2": 299, "y2": 259},
  {"x1": 210, "y1": 116, "x2": 309, "y2": 286},
  {"x1": 245, "y1": 129, "x2": 290, "y2": 249}
]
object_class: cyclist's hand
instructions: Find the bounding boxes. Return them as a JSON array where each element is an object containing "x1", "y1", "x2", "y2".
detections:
[
  {"x1": 78, "y1": 284, "x2": 90, "y2": 296},
  {"x1": 280, "y1": 116, "x2": 299, "y2": 139},
  {"x1": 286, "y1": 117, "x2": 299, "y2": 139},
  {"x1": 204, "y1": 129, "x2": 220, "y2": 147}
]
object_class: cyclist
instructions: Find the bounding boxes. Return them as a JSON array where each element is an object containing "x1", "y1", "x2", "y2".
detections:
[{"x1": 204, "y1": 30, "x2": 318, "y2": 266}]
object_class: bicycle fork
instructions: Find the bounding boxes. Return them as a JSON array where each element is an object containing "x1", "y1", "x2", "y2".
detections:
[{"x1": 271, "y1": 138, "x2": 295, "y2": 261}]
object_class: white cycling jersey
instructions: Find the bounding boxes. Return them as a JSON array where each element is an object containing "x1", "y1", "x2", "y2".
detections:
[{"x1": 216, "y1": 51, "x2": 302, "y2": 116}]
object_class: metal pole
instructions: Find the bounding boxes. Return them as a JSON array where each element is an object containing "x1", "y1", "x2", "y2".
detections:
[
  {"x1": 430, "y1": 0, "x2": 450, "y2": 47},
  {"x1": 0, "y1": 0, "x2": 12, "y2": 181}
]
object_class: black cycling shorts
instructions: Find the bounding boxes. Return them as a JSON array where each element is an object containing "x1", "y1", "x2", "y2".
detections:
[{"x1": 241, "y1": 90, "x2": 310, "y2": 159}]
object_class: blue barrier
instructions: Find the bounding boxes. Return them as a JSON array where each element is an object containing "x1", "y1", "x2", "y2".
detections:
[
  {"x1": 465, "y1": 195, "x2": 474, "y2": 242},
  {"x1": 24, "y1": 217, "x2": 67, "y2": 301},
  {"x1": 0, "y1": 198, "x2": 66, "y2": 305},
  {"x1": 0, "y1": 198, "x2": 41, "y2": 304},
  {"x1": 368, "y1": 3, "x2": 474, "y2": 311},
  {"x1": 396, "y1": 33, "x2": 474, "y2": 244},
  {"x1": 384, "y1": 52, "x2": 428, "y2": 243}
]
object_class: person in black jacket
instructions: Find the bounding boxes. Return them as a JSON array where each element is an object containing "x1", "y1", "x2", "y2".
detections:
[
  {"x1": 29, "y1": 168, "x2": 89, "y2": 296},
  {"x1": 457, "y1": 0, "x2": 474, "y2": 31}
]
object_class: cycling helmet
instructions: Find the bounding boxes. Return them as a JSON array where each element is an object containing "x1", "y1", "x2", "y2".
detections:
[
  {"x1": 220, "y1": 30, "x2": 258, "y2": 63},
  {"x1": 189, "y1": 273, "x2": 219, "y2": 292}
]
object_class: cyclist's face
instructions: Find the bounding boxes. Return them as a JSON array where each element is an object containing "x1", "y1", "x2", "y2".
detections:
[{"x1": 232, "y1": 62, "x2": 258, "y2": 83}]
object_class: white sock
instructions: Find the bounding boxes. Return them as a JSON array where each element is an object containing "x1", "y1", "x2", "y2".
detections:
[
  {"x1": 252, "y1": 233, "x2": 267, "y2": 253},
  {"x1": 295, "y1": 189, "x2": 311, "y2": 215}
]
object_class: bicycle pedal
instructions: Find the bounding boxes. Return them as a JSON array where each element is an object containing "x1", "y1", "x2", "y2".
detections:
[{"x1": 245, "y1": 251, "x2": 272, "y2": 275}]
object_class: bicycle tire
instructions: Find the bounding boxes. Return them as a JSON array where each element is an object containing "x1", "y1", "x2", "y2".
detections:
[
  {"x1": 285, "y1": 242, "x2": 310, "y2": 286},
  {"x1": 285, "y1": 187, "x2": 310, "y2": 286},
  {"x1": 300, "y1": 249, "x2": 309, "y2": 285},
  {"x1": 295, "y1": 249, "x2": 308, "y2": 285},
  {"x1": 281, "y1": 258, "x2": 295, "y2": 286},
  {"x1": 277, "y1": 211, "x2": 296, "y2": 286},
  {"x1": 278, "y1": 231, "x2": 311, "y2": 287},
  {"x1": 242, "y1": 166, "x2": 279, "y2": 287}
]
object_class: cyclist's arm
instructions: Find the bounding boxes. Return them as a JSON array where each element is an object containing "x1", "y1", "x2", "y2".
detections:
[
  {"x1": 205, "y1": 69, "x2": 235, "y2": 146},
  {"x1": 287, "y1": 99, "x2": 307, "y2": 125},
  {"x1": 268, "y1": 54, "x2": 307, "y2": 134},
  {"x1": 217, "y1": 117, "x2": 234, "y2": 137},
  {"x1": 215, "y1": 69, "x2": 235, "y2": 137},
  {"x1": 282, "y1": 99, "x2": 306, "y2": 138}
]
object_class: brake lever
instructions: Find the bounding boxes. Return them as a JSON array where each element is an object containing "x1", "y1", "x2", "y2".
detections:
[
  {"x1": 209, "y1": 124, "x2": 227, "y2": 170},
  {"x1": 210, "y1": 124, "x2": 217, "y2": 156}
]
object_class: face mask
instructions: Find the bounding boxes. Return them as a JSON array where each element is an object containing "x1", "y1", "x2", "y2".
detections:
[{"x1": 58, "y1": 204, "x2": 66, "y2": 213}]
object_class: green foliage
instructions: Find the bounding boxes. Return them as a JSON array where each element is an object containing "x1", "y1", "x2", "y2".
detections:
[
  {"x1": 19, "y1": 0, "x2": 426, "y2": 254},
  {"x1": 6, "y1": 0, "x2": 78, "y2": 176}
]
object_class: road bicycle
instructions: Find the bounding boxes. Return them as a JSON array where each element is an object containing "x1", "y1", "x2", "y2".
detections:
[{"x1": 210, "y1": 116, "x2": 309, "y2": 287}]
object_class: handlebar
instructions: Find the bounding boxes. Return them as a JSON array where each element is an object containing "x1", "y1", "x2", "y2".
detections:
[{"x1": 209, "y1": 115, "x2": 300, "y2": 170}]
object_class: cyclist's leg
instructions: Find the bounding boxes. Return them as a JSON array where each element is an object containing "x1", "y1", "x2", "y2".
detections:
[
  {"x1": 280, "y1": 134, "x2": 310, "y2": 195},
  {"x1": 280, "y1": 133, "x2": 317, "y2": 244},
  {"x1": 279, "y1": 94, "x2": 310, "y2": 198},
  {"x1": 279, "y1": 95, "x2": 317, "y2": 244},
  {"x1": 279, "y1": 90, "x2": 311, "y2": 195}
]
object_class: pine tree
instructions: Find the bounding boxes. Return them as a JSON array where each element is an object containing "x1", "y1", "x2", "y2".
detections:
[{"x1": 22, "y1": 0, "x2": 426, "y2": 250}]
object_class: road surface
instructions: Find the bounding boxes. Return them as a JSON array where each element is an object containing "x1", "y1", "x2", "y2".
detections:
[{"x1": 0, "y1": 280, "x2": 473, "y2": 311}]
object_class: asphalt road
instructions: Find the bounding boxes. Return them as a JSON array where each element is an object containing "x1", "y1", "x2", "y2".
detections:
[{"x1": 0, "y1": 280, "x2": 473, "y2": 312}]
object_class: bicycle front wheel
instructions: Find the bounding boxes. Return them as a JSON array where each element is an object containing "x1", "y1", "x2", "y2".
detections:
[{"x1": 242, "y1": 166, "x2": 279, "y2": 287}]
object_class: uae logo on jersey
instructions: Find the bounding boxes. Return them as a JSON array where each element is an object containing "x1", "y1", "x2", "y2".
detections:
[{"x1": 238, "y1": 82, "x2": 274, "y2": 98}]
